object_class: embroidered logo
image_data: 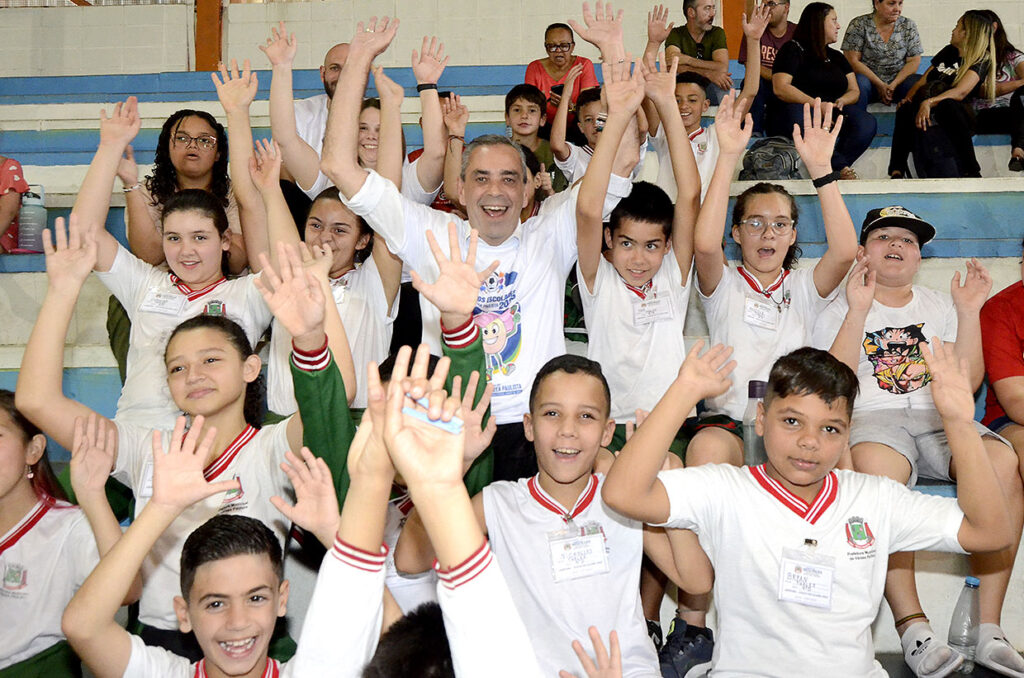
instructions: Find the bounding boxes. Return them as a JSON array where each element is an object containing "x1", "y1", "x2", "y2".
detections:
[
  {"x1": 845, "y1": 516, "x2": 875, "y2": 549},
  {"x1": 3, "y1": 563, "x2": 27, "y2": 590},
  {"x1": 221, "y1": 474, "x2": 244, "y2": 504},
  {"x1": 204, "y1": 300, "x2": 225, "y2": 316}
]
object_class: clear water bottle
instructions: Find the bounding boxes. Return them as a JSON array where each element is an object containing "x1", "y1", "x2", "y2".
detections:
[
  {"x1": 17, "y1": 186, "x2": 46, "y2": 253},
  {"x1": 948, "y1": 576, "x2": 980, "y2": 673},
  {"x1": 742, "y1": 380, "x2": 768, "y2": 466}
]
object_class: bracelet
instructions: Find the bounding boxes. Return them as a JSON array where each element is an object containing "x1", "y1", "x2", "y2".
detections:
[
  {"x1": 811, "y1": 170, "x2": 840, "y2": 188},
  {"x1": 416, "y1": 83, "x2": 438, "y2": 92},
  {"x1": 122, "y1": 182, "x2": 142, "y2": 193},
  {"x1": 893, "y1": 613, "x2": 928, "y2": 628},
  {"x1": 448, "y1": 134, "x2": 465, "y2": 143}
]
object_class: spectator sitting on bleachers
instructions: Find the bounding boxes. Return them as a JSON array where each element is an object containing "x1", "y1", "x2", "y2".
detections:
[
  {"x1": 842, "y1": 0, "x2": 923, "y2": 110},
  {"x1": 524, "y1": 22, "x2": 599, "y2": 131},
  {"x1": 664, "y1": 0, "x2": 732, "y2": 104},
  {"x1": 0, "y1": 154, "x2": 29, "y2": 253},
  {"x1": 972, "y1": 10, "x2": 1024, "y2": 172},
  {"x1": 888, "y1": 11, "x2": 996, "y2": 179},
  {"x1": 738, "y1": 0, "x2": 796, "y2": 135},
  {"x1": 769, "y1": 2, "x2": 877, "y2": 180}
]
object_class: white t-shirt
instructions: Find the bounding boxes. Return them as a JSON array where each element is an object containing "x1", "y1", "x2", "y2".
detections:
[
  {"x1": 651, "y1": 123, "x2": 719, "y2": 204},
  {"x1": 267, "y1": 256, "x2": 397, "y2": 413},
  {"x1": 482, "y1": 474, "x2": 659, "y2": 678},
  {"x1": 383, "y1": 493, "x2": 438, "y2": 614},
  {"x1": 96, "y1": 245, "x2": 272, "y2": 429},
  {"x1": 655, "y1": 464, "x2": 965, "y2": 677},
  {"x1": 700, "y1": 265, "x2": 835, "y2": 420},
  {"x1": 113, "y1": 421, "x2": 292, "y2": 630},
  {"x1": 555, "y1": 140, "x2": 649, "y2": 185},
  {"x1": 0, "y1": 499, "x2": 98, "y2": 669},
  {"x1": 579, "y1": 254, "x2": 692, "y2": 422},
  {"x1": 813, "y1": 286, "x2": 958, "y2": 413},
  {"x1": 342, "y1": 170, "x2": 630, "y2": 424}
]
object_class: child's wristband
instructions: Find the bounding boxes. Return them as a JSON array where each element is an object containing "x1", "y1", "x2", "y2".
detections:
[
  {"x1": 416, "y1": 83, "x2": 438, "y2": 92},
  {"x1": 402, "y1": 395, "x2": 464, "y2": 435}
]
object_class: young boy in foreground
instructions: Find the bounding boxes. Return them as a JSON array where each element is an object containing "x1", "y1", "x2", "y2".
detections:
[{"x1": 602, "y1": 341, "x2": 1012, "y2": 677}]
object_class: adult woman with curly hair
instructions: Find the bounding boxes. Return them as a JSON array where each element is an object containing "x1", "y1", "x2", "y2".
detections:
[{"x1": 116, "y1": 109, "x2": 247, "y2": 273}]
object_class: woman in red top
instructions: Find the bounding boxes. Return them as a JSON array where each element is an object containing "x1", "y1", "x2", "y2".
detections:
[
  {"x1": 0, "y1": 156, "x2": 29, "y2": 252},
  {"x1": 525, "y1": 23, "x2": 599, "y2": 126}
]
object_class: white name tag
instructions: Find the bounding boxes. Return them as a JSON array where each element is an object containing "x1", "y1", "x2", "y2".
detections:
[
  {"x1": 777, "y1": 546, "x2": 835, "y2": 609},
  {"x1": 331, "y1": 280, "x2": 347, "y2": 305},
  {"x1": 744, "y1": 296, "x2": 778, "y2": 330},
  {"x1": 548, "y1": 522, "x2": 609, "y2": 582},
  {"x1": 139, "y1": 289, "x2": 187, "y2": 316},
  {"x1": 633, "y1": 293, "x2": 674, "y2": 326}
]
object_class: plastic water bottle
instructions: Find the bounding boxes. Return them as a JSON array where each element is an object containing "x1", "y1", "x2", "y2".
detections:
[
  {"x1": 742, "y1": 380, "x2": 768, "y2": 466},
  {"x1": 948, "y1": 576, "x2": 980, "y2": 673},
  {"x1": 17, "y1": 186, "x2": 46, "y2": 253}
]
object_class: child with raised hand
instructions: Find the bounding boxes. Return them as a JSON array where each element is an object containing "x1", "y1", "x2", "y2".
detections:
[
  {"x1": 17, "y1": 217, "x2": 352, "y2": 657},
  {"x1": 603, "y1": 339, "x2": 1013, "y2": 677},
  {"x1": 69, "y1": 96, "x2": 273, "y2": 429}
]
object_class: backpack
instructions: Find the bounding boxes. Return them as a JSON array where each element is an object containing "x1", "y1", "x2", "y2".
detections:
[{"x1": 738, "y1": 136, "x2": 802, "y2": 180}]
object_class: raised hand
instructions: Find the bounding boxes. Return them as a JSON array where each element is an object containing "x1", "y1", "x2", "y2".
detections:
[
  {"x1": 248, "y1": 138, "x2": 283, "y2": 195},
  {"x1": 212, "y1": 58, "x2": 259, "y2": 115},
  {"x1": 570, "y1": 1, "x2": 626, "y2": 62},
  {"x1": 349, "y1": 16, "x2": 400, "y2": 62},
  {"x1": 442, "y1": 94, "x2": 469, "y2": 136},
  {"x1": 259, "y1": 21, "x2": 297, "y2": 67},
  {"x1": 920, "y1": 340, "x2": 975, "y2": 425},
  {"x1": 647, "y1": 4, "x2": 674, "y2": 45},
  {"x1": 559, "y1": 627, "x2": 623, "y2": 678},
  {"x1": 676, "y1": 341, "x2": 736, "y2": 401},
  {"x1": 741, "y1": 3, "x2": 771, "y2": 41},
  {"x1": 411, "y1": 35, "x2": 448, "y2": 85},
  {"x1": 845, "y1": 255, "x2": 876, "y2": 313},
  {"x1": 451, "y1": 372, "x2": 497, "y2": 469},
  {"x1": 713, "y1": 90, "x2": 753, "y2": 156},
  {"x1": 270, "y1": 447, "x2": 340, "y2": 548},
  {"x1": 70, "y1": 413, "x2": 117, "y2": 502},
  {"x1": 298, "y1": 240, "x2": 334, "y2": 283},
  {"x1": 150, "y1": 416, "x2": 238, "y2": 512},
  {"x1": 792, "y1": 99, "x2": 843, "y2": 176},
  {"x1": 640, "y1": 51, "x2": 679, "y2": 106},
  {"x1": 601, "y1": 56, "x2": 645, "y2": 119},
  {"x1": 536, "y1": 162, "x2": 554, "y2": 199},
  {"x1": 116, "y1": 146, "x2": 139, "y2": 187},
  {"x1": 372, "y1": 65, "x2": 405, "y2": 105},
  {"x1": 44, "y1": 215, "x2": 97, "y2": 293},
  {"x1": 950, "y1": 258, "x2": 992, "y2": 313},
  {"x1": 551, "y1": 63, "x2": 586, "y2": 108},
  {"x1": 410, "y1": 223, "x2": 499, "y2": 328},
  {"x1": 99, "y1": 96, "x2": 141, "y2": 150},
  {"x1": 254, "y1": 241, "x2": 326, "y2": 341}
]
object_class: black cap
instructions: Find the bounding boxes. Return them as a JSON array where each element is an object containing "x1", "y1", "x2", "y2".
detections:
[{"x1": 859, "y1": 206, "x2": 935, "y2": 246}]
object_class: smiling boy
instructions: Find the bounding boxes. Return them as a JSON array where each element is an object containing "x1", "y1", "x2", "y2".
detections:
[
  {"x1": 504, "y1": 84, "x2": 567, "y2": 193},
  {"x1": 603, "y1": 342, "x2": 1012, "y2": 676}
]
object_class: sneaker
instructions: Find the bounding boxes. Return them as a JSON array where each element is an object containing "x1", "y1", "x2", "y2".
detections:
[
  {"x1": 658, "y1": 619, "x2": 714, "y2": 678},
  {"x1": 648, "y1": 619, "x2": 664, "y2": 652},
  {"x1": 1009, "y1": 155, "x2": 1024, "y2": 172}
]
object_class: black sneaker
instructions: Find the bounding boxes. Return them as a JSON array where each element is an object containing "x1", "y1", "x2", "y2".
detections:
[
  {"x1": 658, "y1": 619, "x2": 714, "y2": 678},
  {"x1": 1009, "y1": 155, "x2": 1024, "y2": 172},
  {"x1": 647, "y1": 619, "x2": 664, "y2": 652}
]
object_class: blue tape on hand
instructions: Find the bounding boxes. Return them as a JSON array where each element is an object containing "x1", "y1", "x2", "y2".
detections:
[{"x1": 401, "y1": 395, "x2": 464, "y2": 435}]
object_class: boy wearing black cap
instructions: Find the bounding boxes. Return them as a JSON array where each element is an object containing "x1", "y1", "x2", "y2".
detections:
[{"x1": 813, "y1": 206, "x2": 1024, "y2": 678}]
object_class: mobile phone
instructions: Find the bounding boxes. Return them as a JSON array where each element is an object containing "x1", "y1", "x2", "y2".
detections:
[
  {"x1": 595, "y1": 111, "x2": 608, "y2": 131},
  {"x1": 550, "y1": 84, "x2": 565, "y2": 96}
]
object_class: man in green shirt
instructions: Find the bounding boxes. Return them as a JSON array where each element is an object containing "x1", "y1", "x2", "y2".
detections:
[{"x1": 663, "y1": 0, "x2": 733, "y2": 104}]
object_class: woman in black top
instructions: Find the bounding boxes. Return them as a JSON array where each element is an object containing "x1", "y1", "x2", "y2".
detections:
[
  {"x1": 768, "y1": 2, "x2": 877, "y2": 179},
  {"x1": 888, "y1": 11, "x2": 996, "y2": 178}
]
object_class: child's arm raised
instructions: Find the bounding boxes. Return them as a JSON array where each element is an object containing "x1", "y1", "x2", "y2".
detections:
[
  {"x1": 792, "y1": 101, "x2": 858, "y2": 297},
  {"x1": 576, "y1": 58, "x2": 645, "y2": 291},
  {"x1": 441, "y1": 94, "x2": 469, "y2": 214},
  {"x1": 551, "y1": 63, "x2": 585, "y2": 162},
  {"x1": 603, "y1": 341, "x2": 735, "y2": 523},
  {"x1": 692, "y1": 93, "x2": 752, "y2": 296},
  {"x1": 16, "y1": 217, "x2": 106, "y2": 451},
  {"x1": 923, "y1": 341, "x2": 1012, "y2": 552},
  {"x1": 374, "y1": 66, "x2": 405, "y2": 189},
  {"x1": 826, "y1": 255, "x2": 874, "y2": 371},
  {"x1": 411, "y1": 36, "x2": 449, "y2": 195},
  {"x1": 950, "y1": 259, "x2": 993, "y2": 390},
  {"x1": 62, "y1": 418, "x2": 238, "y2": 678},
  {"x1": 734, "y1": 5, "x2": 770, "y2": 117}
]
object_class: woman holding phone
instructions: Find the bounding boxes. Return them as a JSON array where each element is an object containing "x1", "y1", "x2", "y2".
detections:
[{"x1": 525, "y1": 22, "x2": 599, "y2": 131}]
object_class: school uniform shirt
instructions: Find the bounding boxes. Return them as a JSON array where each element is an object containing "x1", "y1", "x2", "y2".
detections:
[
  {"x1": 701, "y1": 264, "x2": 835, "y2": 420},
  {"x1": 267, "y1": 256, "x2": 397, "y2": 413},
  {"x1": 655, "y1": 464, "x2": 965, "y2": 677},
  {"x1": 579, "y1": 253, "x2": 691, "y2": 422},
  {"x1": 342, "y1": 170, "x2": 631, "y2": 425},
  {"x1": 382, "y1": 492, "x2": 438, "y2": 614},
  {"x1": 555, "y1": 140, "x2": 649, "y2": 185},
  {"x1": 980, "y1": 281, "x2": 1024, "y2": 427},
  {"x1": 813, "y1": 286, "x2": 957, "y2": 413},
  {"x1": 651, "y1": 123, "x2": 719, "y2": 204},
  {"x1": 112, "y1": 421, "x2": 293, "y2": 630},
  {"x1": 482, "y1": 474, "x2": 659, "y2": 677},
  {"x1": 0, "y1": 498, "x2": 99, "y2": 670},
  {"x1": 96, "y1": 244, "x2": 272, "y2": 429}
]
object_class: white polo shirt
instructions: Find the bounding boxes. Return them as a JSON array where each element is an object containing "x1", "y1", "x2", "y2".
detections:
[{"x1": 651, "y1": 123, "x2": 719, "y2": 203}]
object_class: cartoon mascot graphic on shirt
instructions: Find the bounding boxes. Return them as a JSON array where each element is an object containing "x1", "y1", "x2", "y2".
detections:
[
  {"x1": 863, "y1": 324, "x2": 931, "y2": 395},
  {"x1": 474, "y1": 272, "x2": 523, "y2": 379}
]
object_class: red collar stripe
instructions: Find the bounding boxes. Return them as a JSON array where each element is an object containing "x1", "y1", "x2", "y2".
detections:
[
  {"x1": 395, "y1": 495, "x2": 414, "y2": 516},
  {"x1": 689, "y1": 127, "x2": 705, "y2": 142},
  {"x1": 194, "y1": 658, "x2": 278, "y2": 678},
  {"x1": 737, "y1": 267, "x2": 789, "y2": 298},
  {"x1": 203, "y1": 425, "x2": 258, "y2": 481},
  {"x1": 527, "y1": 474, "x2": 598, "y2": 523},
  {"x1": 434, "y1": 540, "x2": 493, "y2": 590},
  {"x1": 624, "y1": 279, "x2": 653, "y2": 300},
  {"x1": 748, "y1": 465, "x2": 837, "y2": 525},
  {"x1": 0, "y1": 500, "x2": 51, "y2": 556},
  {"x1": 331, "y1": 537, "x2": 388, "y2": 573},
  {"x1": 169, "y1": 274, "x2": 228, "y2": 302}
]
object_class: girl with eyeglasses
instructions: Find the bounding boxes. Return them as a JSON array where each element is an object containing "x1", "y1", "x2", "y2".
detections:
[{"x1": 525, "y1": 22, "x2": 599, "y2": 128}]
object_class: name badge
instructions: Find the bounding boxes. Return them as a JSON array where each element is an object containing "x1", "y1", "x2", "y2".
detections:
[
  {"x1": 777, "y1": 546, "x2": 835, "y2": 609},
  {"x1": 548, "y1": 522, "x2": 609, "y2": 582},
  {"x1": 140, "y1": 289, "x2": 187, "y2": 316},
  {"x1": 331, "y1": 280, "x2": 347, "y2": 305},
  {"x1": 744, "y1": 296, "x2": 778, "y2": 330},
  {"x1": 633, "y1": 293, "x2": 674, "y2": 326},
  {"x1": 139, "y1": 460, "x2": 154, "y2": 498}
]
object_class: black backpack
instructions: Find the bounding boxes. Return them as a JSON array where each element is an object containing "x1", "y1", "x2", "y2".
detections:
[{"x1": 738, "y1": 136, "x2": 802, "y2": 180}]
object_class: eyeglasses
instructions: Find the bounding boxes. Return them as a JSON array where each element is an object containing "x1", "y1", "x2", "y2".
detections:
[
  {"x1": 694, "y1": 44, "x2": 706, "y2": 59},
  {"x1": 172, "y1": 133, "x2": 217, "y2": 151},
  {"x1": 545, "y1": 42, "x2": 574, "y2": 52},
  {"x1": 739, "y1": 218, "x2": 794, "y2": 235}
]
